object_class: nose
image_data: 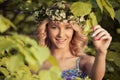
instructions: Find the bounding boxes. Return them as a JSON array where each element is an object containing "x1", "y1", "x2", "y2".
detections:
[{"x1": 57, "y1": 28, "x2": 64, "y2": 38}]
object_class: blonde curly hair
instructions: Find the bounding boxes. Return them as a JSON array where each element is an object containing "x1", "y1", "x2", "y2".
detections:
[{"x1": 37, "y1": 19, "x2": 88, "y2": 56}]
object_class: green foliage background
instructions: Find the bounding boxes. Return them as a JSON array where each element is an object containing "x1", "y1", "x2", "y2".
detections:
[{"x1": 0, "y1": 0, "x2": 120, "y2": 80}]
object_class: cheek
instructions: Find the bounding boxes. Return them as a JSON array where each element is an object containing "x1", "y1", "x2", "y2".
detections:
[
  {"x1": 48, "y1": 30, "x2": 57, "y2": 39},
  {"x1": 66, "y1": 30, "x2": 74, "y2": 38}
]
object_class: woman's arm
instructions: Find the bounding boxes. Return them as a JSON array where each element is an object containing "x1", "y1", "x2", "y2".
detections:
[
  {"x1": 89, "y1": 51, "x2": 106, "y2": 80},
  {"x1": 85, "y1": 25, "x2": 112, "y2": 80}
]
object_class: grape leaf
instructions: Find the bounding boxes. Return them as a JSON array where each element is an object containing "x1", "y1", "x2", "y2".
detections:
[
  {"x1": 89, "y1": 12, "x2": 98, "y2": 26},
  {"x1": 0, "y1": 67, "x2": 9, "y2": 76},
  {"x1": 0, "y1": 37, "x2": 17, "y2": 52},
  {"x1": 96, "y1": 0, "x2": 103, "y2": 12},
  {"x1": 83, "y1": 19, "x2": 92, "y2": 35},
  {"x1": 71, "y1": 2, "x2": 92, "y2": 17},
  {"x1": 0, "y1": 15, "x2": 16, "y2": 33},
  {"x1": 102, "y1": 0, "x2": 115, "y2": 19},
  {"x1": 6, "y1": 54, "x2": 24, "y2": 72}
]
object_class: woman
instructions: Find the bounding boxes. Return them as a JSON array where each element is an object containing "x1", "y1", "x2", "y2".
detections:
[{"x1": 37, "y1": 1, "x2": 112, "y2": 80}]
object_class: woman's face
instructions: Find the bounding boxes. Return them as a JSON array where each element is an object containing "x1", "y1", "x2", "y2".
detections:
[{"x1": 47, "y1": 21, "x2": 74, "y2": 49}]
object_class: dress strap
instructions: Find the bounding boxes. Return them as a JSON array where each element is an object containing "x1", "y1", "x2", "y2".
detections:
[{"x1": 76, "y1": 57, "x2": 81, "y2": 71}]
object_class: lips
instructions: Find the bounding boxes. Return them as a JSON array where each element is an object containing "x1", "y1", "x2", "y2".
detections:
[{"x1": 56, "y1": 38, "x2": 66, "y2": 43}]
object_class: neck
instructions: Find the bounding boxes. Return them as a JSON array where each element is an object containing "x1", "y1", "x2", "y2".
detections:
[{"x1": 50, "y1": 46, "x2": 73, "y2": 60}]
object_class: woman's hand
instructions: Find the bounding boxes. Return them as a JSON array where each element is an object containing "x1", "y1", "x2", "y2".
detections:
[{"x1": 91, "y1": 25, "x2": 112, "y2": 55}]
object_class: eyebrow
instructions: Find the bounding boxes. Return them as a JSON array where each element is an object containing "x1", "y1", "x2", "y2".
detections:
[
  {"x1": 49, "y1": 21, "x2": 72, "y2": 27},
  {"x1": 64, "y1": 24, "x2": 72, "y2": 27},
  {"x1": 48, "y1": 22, "x2": 58, "y2": 28}
]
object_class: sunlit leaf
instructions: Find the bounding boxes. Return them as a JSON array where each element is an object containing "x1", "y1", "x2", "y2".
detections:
[
  {"x1": 83, "y1": 19, "x2": 92, "y2": 35},
  {"x1": 17, "y1": 45, "x2": 39, "y2": 72},
  {"x1": 0, "y1": 16, "x2": 9, "y2": 33},
  {"x1": 83, "y1": 12, "x2": 98, "y2": 35},
  {"x1": 2, "y1": 35, "x2": 40, "y2": 72},
  {"x1": 47, "y1": 55, "x2": 59, "y2": 67},
  {"x1": 49, "y1": 66, "x2": 61, "y2": 79},
  {"x1": 89, "y1": 12, "x2": 98, "y2": 26},
  {"x1": 30, "y1": 46, "x2": 50, "y2": 65},
  {"x1": 0, "y1": 15, "x2": 16, "y2": 33},
  {"x1": 96, "y1": 0, "x2": 103, "y2": 12},
  {"x1": 12, "y1": 34, "x2": 37, "y2": 46},
  {"x1": 12, "y1": 34, "x2": 50, "y2": 72},
  {"x1": 0, "y1": 36, "x2": 16, "y2": 52},
  {"x1": 39, "y1": 66, "x2": 62, "y2": 80},
  {"x1": 0, "y1": 67, "x2": 9, "y2": 76},
  {"x1": 5, "y1": 65, "x2": 32, "y2": 80},
  {"x1": 71, "y1": 2, "x2": 92, "y2": 17},
  {"x1": 39, "y1": 70, "x2": 52, "y2": 80},
  {"x1": 102, "y1": 0, "x2": 115, "y2": 19},
  {"x1": 15, "y1": 65, "x2": 32, "y2": 80},
  {"x1": 6, "y1": 54, "x2": 24, "y2": 72}
]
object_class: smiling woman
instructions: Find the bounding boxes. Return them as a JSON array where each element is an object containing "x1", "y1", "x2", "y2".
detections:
[
  {"x1": 47, "y1": 21, "x2": 74, "y2": 49},
  {"x1": 37, "y1": 1, "x2": 112, "y2": 80},
  {"x1": 38, "y1": 19, "x2": 87, "y2": 56}
]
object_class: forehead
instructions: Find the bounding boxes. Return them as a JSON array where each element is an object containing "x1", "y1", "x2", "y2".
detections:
[{"x1": 49, "y1": 20, "x2": 70, "y2": 26}]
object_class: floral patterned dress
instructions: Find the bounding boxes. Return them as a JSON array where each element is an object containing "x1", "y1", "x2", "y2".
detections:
[{"x1": 62, "y1": 57, "x2": 88, "y2": 80}]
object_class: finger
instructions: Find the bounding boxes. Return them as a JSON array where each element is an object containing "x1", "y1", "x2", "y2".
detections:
[
  {"x1": 94, "y1": 31, "x2": 106, "y2": 40},
  {"x1": 91, "y1": 28, "x2": 104, "y2": 37},
  {"x1": 95, "y1": 30, "x2": 110, "y2": 40},
  {"x1": 41, "y1": 19, "x2": 49, "y2": 24},
  {"x1": 92, "y1": 25, "x2": 101, "y2": 31},
  {"x1": 100, "y1": 35, "x2": 112, "y2": 41},
  {"x1": 69, "y1": 21, "x2": 81, "y2": 31}
]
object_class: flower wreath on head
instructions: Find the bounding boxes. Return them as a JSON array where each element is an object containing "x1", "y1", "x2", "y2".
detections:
[{"x1": 34, "y1": 1, "x2": 86, "y2": 26}]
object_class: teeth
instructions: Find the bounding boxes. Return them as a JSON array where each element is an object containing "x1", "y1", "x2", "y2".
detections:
[{"x1": 56, "y1": 39, "x2": 65, "y2": 42}]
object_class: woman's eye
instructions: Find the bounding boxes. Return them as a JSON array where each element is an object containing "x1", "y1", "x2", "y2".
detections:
[
  {"x1": 51, "y1": 25, "x2": 57, "y2": 29},
  {"x1": 65, "y1": 26, "x2": 72, "y2": 29}
]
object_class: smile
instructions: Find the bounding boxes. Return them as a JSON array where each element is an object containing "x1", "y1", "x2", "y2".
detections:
[{"x1": 56, "y1": 38, "x2": 66, "y2": 43}]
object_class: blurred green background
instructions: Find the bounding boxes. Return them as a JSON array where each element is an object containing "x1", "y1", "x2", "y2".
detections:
[{"x1": 0, "y1": 0, "x2": 120, "y2": 80}]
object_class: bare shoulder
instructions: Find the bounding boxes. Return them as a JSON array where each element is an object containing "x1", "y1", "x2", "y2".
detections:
[
  {"x1": 81, "y1": 54, "x2": 95, "y2": 64},
  {"x1": 80, "y1": 54, "x2": 95, "y2": 75}
]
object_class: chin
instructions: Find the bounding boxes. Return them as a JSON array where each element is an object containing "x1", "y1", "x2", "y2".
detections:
[{"x1": 55, "y1": 45, "x2": 66, "y2": 49}]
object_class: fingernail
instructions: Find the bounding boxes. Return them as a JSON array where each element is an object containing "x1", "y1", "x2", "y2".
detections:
[
  {"x1": 91, "y1": 33, "x2": 95, "y2": 37},
  {"x1": 96, "y1": 38, "x2": 100, "y2": 40}
]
